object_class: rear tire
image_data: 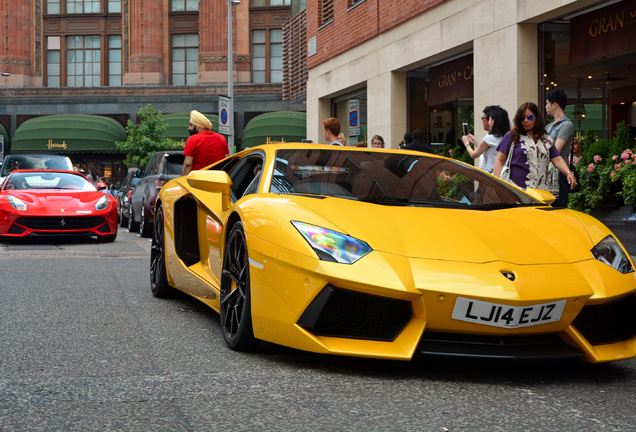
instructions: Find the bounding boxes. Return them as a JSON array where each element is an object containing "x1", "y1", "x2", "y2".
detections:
[
  {"x1": 220, "y1": 222, "x2": 257, "y2": 350},
  {"x1": 140, "y1": 200, "x2": 152, "y2": 238},
  {"x1": 150, "y1": 204, "x2": 172, "y2": 297}
]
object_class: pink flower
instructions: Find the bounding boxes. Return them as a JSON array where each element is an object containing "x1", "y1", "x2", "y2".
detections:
[
  {"x1": 633, "y1": 160, "x2": 636, "y2": 166},
  {"x1": 615, "y1": 163, "x2": 622, "y2": 171},
  {"x1": 587, "y1": 163, "x2": 595, "y2": 173},
  {"x1": 632, "y1": 154, "x2": 636, "y2": 159},
  {"x1": 593, "y1": 155, "x2": 603, "y2": 163},
  {"x1": 611, "y1": 171, "x2": 616, "y2": 178},
  {"x1": 621, "y1": 150, "x2": 631, "y2": 160},
  {"x1": 612, "y1": 155, "x2": 619, "y2": 161}
]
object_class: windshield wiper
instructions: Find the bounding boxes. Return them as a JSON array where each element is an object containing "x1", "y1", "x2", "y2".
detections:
[{"x1": 355, "y1": 196, "x2": 439, "y2": 206}]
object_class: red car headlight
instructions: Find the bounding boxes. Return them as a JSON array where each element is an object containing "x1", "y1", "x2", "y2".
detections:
[{"x1": 8, "y1": 195, "x2": 27, "y2": 211}]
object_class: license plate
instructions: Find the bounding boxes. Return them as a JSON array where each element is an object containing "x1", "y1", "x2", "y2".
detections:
[{"x1": 451, "y1": 297, "x2": 566, "y2": 328}]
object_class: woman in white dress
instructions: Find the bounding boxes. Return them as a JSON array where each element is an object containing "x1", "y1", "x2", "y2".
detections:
[{"x1": 462, "y1": 105, "x2": 510, "y2": 174}]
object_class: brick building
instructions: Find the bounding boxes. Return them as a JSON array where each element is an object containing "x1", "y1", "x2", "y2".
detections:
[
  {"x1": 0, "y1": 0, "x2": 305, "y2": 184},
  {"x1": 303, "y1": 0, "x2": 636, "y2": 149}
]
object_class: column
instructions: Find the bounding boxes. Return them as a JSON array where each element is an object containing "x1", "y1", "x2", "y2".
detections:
[
  {"x1": 124, "y1": 0, "x2": 165, "y2": 85},
  {"x1": 1, "y1": 0, "x2": 34, "y2": 86},
  {"x1": 368, "y1": 71, "x2": 407, "y2": 148}
]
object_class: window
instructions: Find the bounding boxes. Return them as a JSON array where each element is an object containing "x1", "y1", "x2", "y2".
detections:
[
  {"x1": 251, "y1": 0, "x2": 291, "y2": 5},
  {"x1": 47, "y1": 0, "x2": 61, "y2": 14},
  {"x1": 67, "y1": 36, "x2": 101, "y2": 87},
  {"x1": 252, "y1": 29, "x2": 283, "y2": 84},
  {"x1": 172, "y1": 34, "x2": 199, "y2": 86},
  {"x1": 108, "y1": 0, "x2": 122, "y2": 13},
  {"x1": 67, "y1": 0, "x2": 100, "y2": 13},
  {"x1": 349, "y1": 0, "x2": 364, "y2": 7},
  {"x1": 320, "y1": 0, "x2": 333, "y2": 26},
  {"x1": 47, "y1": 37, "x2": 61, "y2": 87},
  {"x1": 108, "y1": 36, "x2": 122, "y2": 86},
  {"x1": 171, "y1": 0, "x2": 199, "y2": 11}
]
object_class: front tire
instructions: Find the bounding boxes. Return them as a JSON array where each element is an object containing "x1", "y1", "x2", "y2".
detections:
[
  {"x1": 150, "y1": 204, "x2": 171, "y2": 297},
  {"x1": 220, "y1": 222, "x2": 256, "y2": 350}
]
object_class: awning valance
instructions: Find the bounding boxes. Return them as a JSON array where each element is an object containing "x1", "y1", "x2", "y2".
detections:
[
  {"x1": 162, "y1": 113, "x2": 219, "y2": 147},
  {"x1": 241, "y1": 111, "x2": 307, "y2": 148},
  {"x1": 11, "y1": 114, "x2": 126, "y2": 153}
]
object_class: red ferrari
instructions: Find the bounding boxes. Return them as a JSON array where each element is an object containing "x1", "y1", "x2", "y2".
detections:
[{"x1": 0, "y1": 169, "x2": 118, "y2": 242}]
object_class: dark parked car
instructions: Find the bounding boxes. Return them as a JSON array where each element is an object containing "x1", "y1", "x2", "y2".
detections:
[
  {"x1": 0, "y1": 154, "x2": 74, "y2": 186},
  {"x1": 128, "y1": 151, "x2": 184, "y2": 237},
  {"x1": 117, "y1": 170, "x2": 142, "y2": 227}
]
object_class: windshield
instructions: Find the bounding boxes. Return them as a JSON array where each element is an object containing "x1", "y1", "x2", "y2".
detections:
[
  {"x1": 1, "y1": 155, "x2": 73, "y2": 176},
  {"x1": 3, "y1": 171, "x2": 95, "y2": 191},
  {"x1": 269, "y1": 149, "x2": 540, "y2": 209}
]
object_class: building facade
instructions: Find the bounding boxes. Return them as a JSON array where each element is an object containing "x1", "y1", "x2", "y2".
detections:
[
  {"x1": 0, "y1": 0, "x2": 305, "y2": 183},
  {"x1": 304, "y1": 0, "x2": 636, "y2": 149}
]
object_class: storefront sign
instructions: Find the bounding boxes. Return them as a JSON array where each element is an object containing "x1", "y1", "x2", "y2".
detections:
[
  {"x1": 570, "y1": 1, "x2": 636, "y2": 64},
  {"x1": 349, "y1": 99, "x2": 360, "y2": 136},
  {"x1": 47, "y1": 139, "x2": 68, "y2": 150},
  {"x1": 428, "y1": 54, "x2": 473, "y2": 106}
]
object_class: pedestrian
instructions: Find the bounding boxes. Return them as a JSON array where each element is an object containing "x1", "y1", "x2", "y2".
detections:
[
  {"x1": 570, "y1": 137, "x2": 582, "y2": 165},
  {"x1": 182, "y1": 110, "x2": 229, "y2": 176},
  {"x1": 545, "y1": 89, "x2": 575, "y2": 207},
  {"x1": 371, "y1": 135, "x2": 385, "y2": 148},
  {"x1": 400, "y1": 128, "x2": 433, "y2": 153},
  {"x1": 397, "y1": 131, "x2": 412, "y2": 148},
  {"x1": 462, "y1": 105, "x2": 510, "y2": 173},
  {"x1": 492, "y1": 102, "x2": 576, "y2": 192},
  {"x1": 338, "y1": 133, "x2": 349, "y2": 146},
  {"x1": 322, "y1": 117, "x2": 343, "y2": 145},
  {"x1": 87, "y1": 166, "x2": 101, "y2": 187}
]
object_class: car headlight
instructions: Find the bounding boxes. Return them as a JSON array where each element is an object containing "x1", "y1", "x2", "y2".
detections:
[
  {"x1": 95, "y1": 195, "x2": 109, "y2": 211},
  {"x1": 292, "y1": 221, "x2": 372, "y2": 264},
  {"x1": 591, "y1": 236, "x2": 634, "y2": 274},
  {"x1": 7, "y1": 195, "x2": 27, "y2": 211}
]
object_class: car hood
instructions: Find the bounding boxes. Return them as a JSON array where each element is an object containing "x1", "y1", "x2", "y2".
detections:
[
  {"x1": 2, "y1": 190, "x2": 111, "y2": 214},
  {"x1": 288, "y1": 196, "x2": 594, "y2": 265}
]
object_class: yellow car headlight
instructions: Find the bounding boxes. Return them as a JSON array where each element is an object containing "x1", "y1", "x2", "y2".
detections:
[
  {"x1": 292, "y1": 221, "x2": 372, "y2": 264},
  {"x1": 591, "y1": 236, "x2": 634, "y2": 274},
  {"x1": 8, "y1": 195, "x2": 27, "y2": 211}
]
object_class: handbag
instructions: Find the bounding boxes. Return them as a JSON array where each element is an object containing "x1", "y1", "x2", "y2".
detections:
[
  {"x1": 499, "y1": 142, "x2": 514, "y2": 183},
  {"x1": 569, "y1": 144, "x2": 581, "y2": 193}
]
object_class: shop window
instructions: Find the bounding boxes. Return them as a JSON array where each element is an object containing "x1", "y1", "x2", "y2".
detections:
[
  {"x1": 320, "y1": 0, "x2": 333, "y2": 26},
  {"x1": 108, "y1": 36, "x2": 122, "y2": 87},
  {"x1": 67, "y1": 36, "x2": 101, "y2": 87},
  {"x1": 47, "y1": 0, "x2": 61, "y2": 14},
  {"x1": 171, "y1": 34, "x2": 199, "y2": 86},
  {"x1": 252, "y1": 29, "x2": 283, "y2": 84},
  {"x1": 67, "y1": 0, "x2": 100, "y2": 13},
  {"x1": 108, "y1": 0, "x2": 121, "y2": 13},
  {"x1": 172, "y1": 0, "x2": 199, "y2": 11}
]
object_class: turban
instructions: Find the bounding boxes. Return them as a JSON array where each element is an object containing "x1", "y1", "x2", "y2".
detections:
[{"x1": 190, "y1": 110, "x2": 212, "y2": 130}]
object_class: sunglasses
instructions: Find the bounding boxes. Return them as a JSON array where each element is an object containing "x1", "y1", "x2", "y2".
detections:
[{"x1": 523, "y1": 114, "x2": 535, "y2": 121}]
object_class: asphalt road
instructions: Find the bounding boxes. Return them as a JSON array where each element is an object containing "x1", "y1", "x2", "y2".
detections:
[{"x1": 1, "y1": 227, "x2": 636, "y2": 431}]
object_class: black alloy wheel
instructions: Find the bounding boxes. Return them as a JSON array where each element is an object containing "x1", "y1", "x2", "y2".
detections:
[
  {"x1": 150, "y1": 204, "x2": 171, "y2": 297},
  {"x1": 220, "y1": 222, "x2": 257, "y2": 350},
  {"x1": 140, "y1": 199, "x2": 152, "y2": 238}
]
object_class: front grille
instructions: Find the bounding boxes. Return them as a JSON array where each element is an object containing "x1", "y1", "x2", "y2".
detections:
[
  {"x1": 15, "y1": 216, "x2": 106, "y2": 231},
  {"x1": 573, "y1": 294, "x2": 636, "y2": 345},
  {"x1": 298, "y1": 285, "x2": 412, "y2": 341},
  {"x1": 417, "y1": 332, "x2": 582, "y2": 360}
]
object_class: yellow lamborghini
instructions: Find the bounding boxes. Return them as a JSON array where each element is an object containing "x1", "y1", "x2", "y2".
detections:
[{"x1": 150, "y1": 144, "x2": 636, "y2": 362}]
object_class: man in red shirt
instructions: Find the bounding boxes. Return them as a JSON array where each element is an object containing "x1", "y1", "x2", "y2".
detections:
[{"x1": 181, "y1": 110, "x2": 229, "y2": 176}]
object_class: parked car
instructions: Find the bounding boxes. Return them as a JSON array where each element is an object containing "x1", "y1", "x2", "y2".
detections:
[
  {"x1": 0, "y1": 169, "x2": 117, "y2": 242},
  {"x1": 129, "y1": 151, "x2": 184, "y2": 237},
  {"x1": 150, "y1": 144, "x2": 636, "y2": 363},
  {"x1": 117, "y1": 170, "x2": 141, "y2": 227},
  {"x1": 0, "y1": 154, "x2": 74, "y2": 186}
]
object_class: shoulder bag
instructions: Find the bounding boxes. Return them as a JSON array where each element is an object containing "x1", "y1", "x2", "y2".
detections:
[{"x1": 499, "y1": 142, "x2": 514, "y2": 183}]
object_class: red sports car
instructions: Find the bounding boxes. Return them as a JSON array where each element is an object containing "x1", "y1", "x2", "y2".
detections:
[{"x1": 0, "y1": 169, "x2": 118, "y2": 242}]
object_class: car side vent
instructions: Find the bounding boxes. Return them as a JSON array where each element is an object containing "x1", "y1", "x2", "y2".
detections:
[
  {"x1": 298, "y1": 285, "x2": 412, "y2": 341},
  {"x1": 573, "y1": 294, "x2": 636, "y2": 345},
  {"x1": 174, "y1": 197, "x2": 200, "y2": 267}
]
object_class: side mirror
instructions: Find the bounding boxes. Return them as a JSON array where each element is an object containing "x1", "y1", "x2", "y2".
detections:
[
  {"x1": 96, "y1": 181, "x2": 108, "y2": 191},
  {"x1": 187, "y1": 170, "x2": 233, "y2": 211},
  {"x1": 525, "y1": 188, "x2": 556, "y2": 205}
]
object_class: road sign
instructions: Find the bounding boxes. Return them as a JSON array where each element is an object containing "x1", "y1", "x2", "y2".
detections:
[
  {"x1": 219, "y1": 96, "x2": 231, "y2": 135},
  {"x1": 349, "y1": 99, "x2": 360, "y2": 136}
]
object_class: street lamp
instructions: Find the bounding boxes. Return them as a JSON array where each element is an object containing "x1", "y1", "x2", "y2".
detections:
[{"x1": 228, "y1": 0, "x2": 240, "y2": 154}]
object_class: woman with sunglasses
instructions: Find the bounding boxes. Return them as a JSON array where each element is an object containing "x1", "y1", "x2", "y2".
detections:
[
  {"x1": 462, "y1": 105, "x2": 510, "y2": 173},
  {"x1": 492, "y1": 102, "x2": 576, "y2": 192}
]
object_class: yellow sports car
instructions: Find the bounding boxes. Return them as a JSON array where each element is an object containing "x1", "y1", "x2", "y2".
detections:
[{"x1": 150, "y1": 144, "x2": 636, "y2": 362}]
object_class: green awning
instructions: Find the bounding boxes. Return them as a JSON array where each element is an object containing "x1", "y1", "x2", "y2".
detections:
[
  {"x1": 11, "y1": 114, "x2": 126, "y2": 153},
  {"x1": 162, "y1": 113, "x2": 219, "y2": 147},
  {"x1": 241, "y1": 111, "x2": 306, "y2": 148}
]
